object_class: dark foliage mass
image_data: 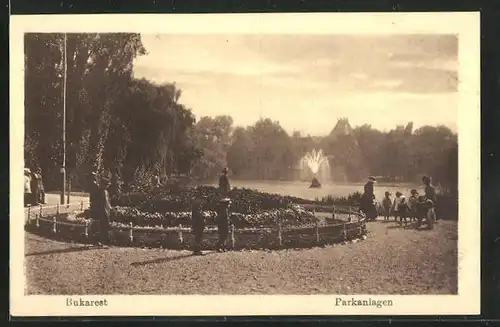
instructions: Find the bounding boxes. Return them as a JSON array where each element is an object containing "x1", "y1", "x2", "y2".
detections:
[
  {"x1": 113, "y1": 185, "x2": 363, "y2": 213},
  {"x1": 25, "y1": 33, "x2": 458, "y2": 198},
  {"x1": 64, "y1": 186, "x2": 363, "y2": 229}
]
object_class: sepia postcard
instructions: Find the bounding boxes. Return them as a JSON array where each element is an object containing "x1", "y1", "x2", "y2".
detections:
[{"x1": 10, "y1": 12, "x2": 480, "y2": 317}]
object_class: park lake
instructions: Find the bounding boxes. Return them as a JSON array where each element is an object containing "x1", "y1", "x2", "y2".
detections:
[
  {"x1": 203, "y1": 180, "x2": 423, "y2": 202},
  {"x1": 42, "y1": 180, "x2": 424, "y2": 206}
]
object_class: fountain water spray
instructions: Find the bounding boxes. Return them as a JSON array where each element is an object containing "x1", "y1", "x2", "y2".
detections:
[
  {"x1": 299, "y1": 149, "x2": 331, "y2": 188},
  {"x1": 302, "y1": 149, "x2": 329, "y2": 175}
]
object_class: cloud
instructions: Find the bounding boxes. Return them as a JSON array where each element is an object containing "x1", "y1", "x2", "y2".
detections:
[
  {"x1": 350, "y1": 73, "x2": 369, "y2": 80},
  {"x1": 132, "y1": 34, "x2": 458, "y2": 135},
  {"x1": 135, "y1": 34, "x2": 301, "y2": 78},
  {"x1": 134, "y1": 34, "x2": 458, "y2": 95},
  {"x1": 390, "y1": 57, "x2": 458, "y2": 72},
  {"x1": 371, "y1": 79, "x2": 403, "y2": 89}
]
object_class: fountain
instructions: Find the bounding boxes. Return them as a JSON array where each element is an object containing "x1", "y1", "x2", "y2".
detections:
[{"x1": 299, "y1": 149, "x2": 331, "y2": 188}]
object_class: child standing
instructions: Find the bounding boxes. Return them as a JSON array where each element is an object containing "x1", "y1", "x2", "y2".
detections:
[
  {"x1": 407, "y1": 189, "x2": 419, "y2": 222},
  {"x1": 382, "y1": 191, "x2": 392, "y2": 220},
  {"x1": 392, "y1": 191, "x2": 408, "y2": 225}
]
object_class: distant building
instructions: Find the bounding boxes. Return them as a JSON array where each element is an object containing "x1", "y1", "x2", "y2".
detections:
[{"x1": 326, "y1": 118, "x2": 363, "y2": 182}]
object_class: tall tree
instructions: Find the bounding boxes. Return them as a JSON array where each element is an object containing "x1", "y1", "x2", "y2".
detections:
[
  {"x1": 227, "y1": 126, "x2": 253, "y2": 178},
  {"x1": 25, "y1": 33, "x2": 200, "y2": 191},
  {"x1": 352, "y1": 124, "x2": 385, "y2": 176},
  {"x1": 191, "y1": 115, "x2": 234, "y2": 180},
  {"x1": 245, "y1": 118, "x2": 295, "y2": 180}
]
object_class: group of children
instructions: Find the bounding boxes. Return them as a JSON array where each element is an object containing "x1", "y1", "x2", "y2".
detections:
[{"x1": 381, "y1": 188, "x2": 434, "y2": 225}]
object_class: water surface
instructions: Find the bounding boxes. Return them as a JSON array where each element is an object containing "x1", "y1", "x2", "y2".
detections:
[{"x1": 204, "y1": 180, "x2": 423, "y2": 201}]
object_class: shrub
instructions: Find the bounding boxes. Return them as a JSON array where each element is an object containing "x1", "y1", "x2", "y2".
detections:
[{"x1": 315, "y1": 191, "x2": 363, "y2": 206}]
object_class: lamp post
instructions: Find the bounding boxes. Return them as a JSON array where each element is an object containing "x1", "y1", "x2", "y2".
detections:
[{"x1": 60, "y1": 33, "x2": 67, "y2": 205}]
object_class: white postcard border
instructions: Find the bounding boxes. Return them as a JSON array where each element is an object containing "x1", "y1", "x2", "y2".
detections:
[{"x1": 10, "y1": 12, "x2": 480, "y2": 316}]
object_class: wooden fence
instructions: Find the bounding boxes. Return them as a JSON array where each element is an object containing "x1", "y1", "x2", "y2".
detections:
[
  {"x1": 25, "y1": 200, "x2": 90, "y2": 224},
  {"x1": 25, "y1": 202, "x2": 367, "y2": 250}
]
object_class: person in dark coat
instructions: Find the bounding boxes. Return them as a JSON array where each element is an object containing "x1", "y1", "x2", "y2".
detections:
[
  {"x1": 96, "y1": 175, "x2": 112, "y2": 247},
  {"x1": 216, "y1": 198, "x2": 231, "y2": 252},
  {"x1": 191, "y1": 196, "x2": 206, "y2": 255},
  {"x1": 29, "y1": 169, "x2": 39, "y2": 206},
  {"x1": 363, "y1": 176, "x2": 375, "y2": 198},
  {"x1": 89, "y1": 171, "x2": 111, "y2": 247},
  {"x1": 34, "y1": 167, "x2": 45, "y2": 204},
  {"x1": 361, "y1": 176, "x2": 377, "y2": 220},
  {"x1": 218, "y1": 167, "x2": 231, "y2": 197},
  {"x1": 422, "y1": 175, "x2": 438, "y2": 222}
]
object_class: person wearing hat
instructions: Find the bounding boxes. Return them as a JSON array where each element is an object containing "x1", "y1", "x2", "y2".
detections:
[
  {"x1": 422, "y1": 176, "x2": 438, "y2": 222},
  {"x1": 24, "y1": 168, "x2": 32, "y2": 207},
  {"x1": 216, "y1": 198, "x2": 231, "y2": 252},
  {"x1": 33, "y1": 166, "x2": 45, "y2": 204},
  {"x1": 382, "y1": 191, "x2": 393, "y2": 221},
  {"x1": 191, "y1": 196, "x2": 206, "y2": 255},
  {"x1": 219, "y1": 167, "x2": 231, "y2": 197},
  {"x1": 361, "y1": 176, "x2": 377, "y2": 221}
]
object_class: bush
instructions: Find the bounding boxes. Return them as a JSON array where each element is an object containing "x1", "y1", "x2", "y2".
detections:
[
  {"x1": 114, "y1": 185, "x2": 319, "y2": 214},
  {"x1": 315, "y1": 192, "x2": 363, "y2": 206}
]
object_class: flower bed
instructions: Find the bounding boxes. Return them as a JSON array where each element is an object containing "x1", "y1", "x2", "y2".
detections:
[
  {"x1": 113, "y1": 185, "x2": 329, "y2": 214},
  {"x1": 73, "y1": 204, "x2": 319, "y2": 229}
]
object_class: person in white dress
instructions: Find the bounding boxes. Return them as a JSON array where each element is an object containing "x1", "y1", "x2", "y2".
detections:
[{"x1": 24, "y1": 168, "x2": 32, "y2": 207}]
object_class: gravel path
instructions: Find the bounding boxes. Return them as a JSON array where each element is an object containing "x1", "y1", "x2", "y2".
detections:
[
  {"x1": 24, "y1": 193, "x2": 90, "y2": 224},
  {"x1": 24, "y1": 220, "x2": 457, "y2": 295}
]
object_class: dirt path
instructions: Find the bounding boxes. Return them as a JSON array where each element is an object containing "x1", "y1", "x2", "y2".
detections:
[{"x1": 24, "y1": 220, "x2": 457, "y2": 295}]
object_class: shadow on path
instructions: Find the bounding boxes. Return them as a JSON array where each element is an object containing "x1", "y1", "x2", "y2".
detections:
[
  {"x1": 26, "y1": 245, "x2": 99, "y2": 257},
  {"x1": 130, "y1": 251, "x2": 217, "y2": 267},
  {"x1": 379, "y1": 220, "x2": 396, "y2": 224},
  {"x1": 386, "y1": 224, "x2": 414, "y2": 230},
  {"x1": 386, "y1": 222, "x2": 435, "y2": 231}
]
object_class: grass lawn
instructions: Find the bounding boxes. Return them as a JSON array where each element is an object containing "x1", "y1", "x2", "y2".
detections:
[{"x1": 24, "y1": 219, "x2": 457, "y2": 295}]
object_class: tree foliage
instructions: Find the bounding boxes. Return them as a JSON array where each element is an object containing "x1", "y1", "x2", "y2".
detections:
[
  {"x1": 25, "y1": 33, "x2": 458, "y2": 197},
  {"x1": 25, "y1": 33, "x2": 199, "y2": 193}
]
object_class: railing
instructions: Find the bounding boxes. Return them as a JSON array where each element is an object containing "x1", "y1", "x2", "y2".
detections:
[
  {"x1": 25, "y1": 200, "x2": 90, "y2": 224},
  {"x1": 25, "y1": 202, "x2": 367, "y2": 249}
]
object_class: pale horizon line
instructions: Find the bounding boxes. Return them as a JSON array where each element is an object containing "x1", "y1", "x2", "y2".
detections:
[{"x1": 210, "y1": 118, "x2": 458, "y2": 136}]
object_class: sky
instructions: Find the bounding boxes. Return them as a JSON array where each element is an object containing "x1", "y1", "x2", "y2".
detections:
[{"x1": 133, "y1": 34, "x2": 458, "y2": 136}]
